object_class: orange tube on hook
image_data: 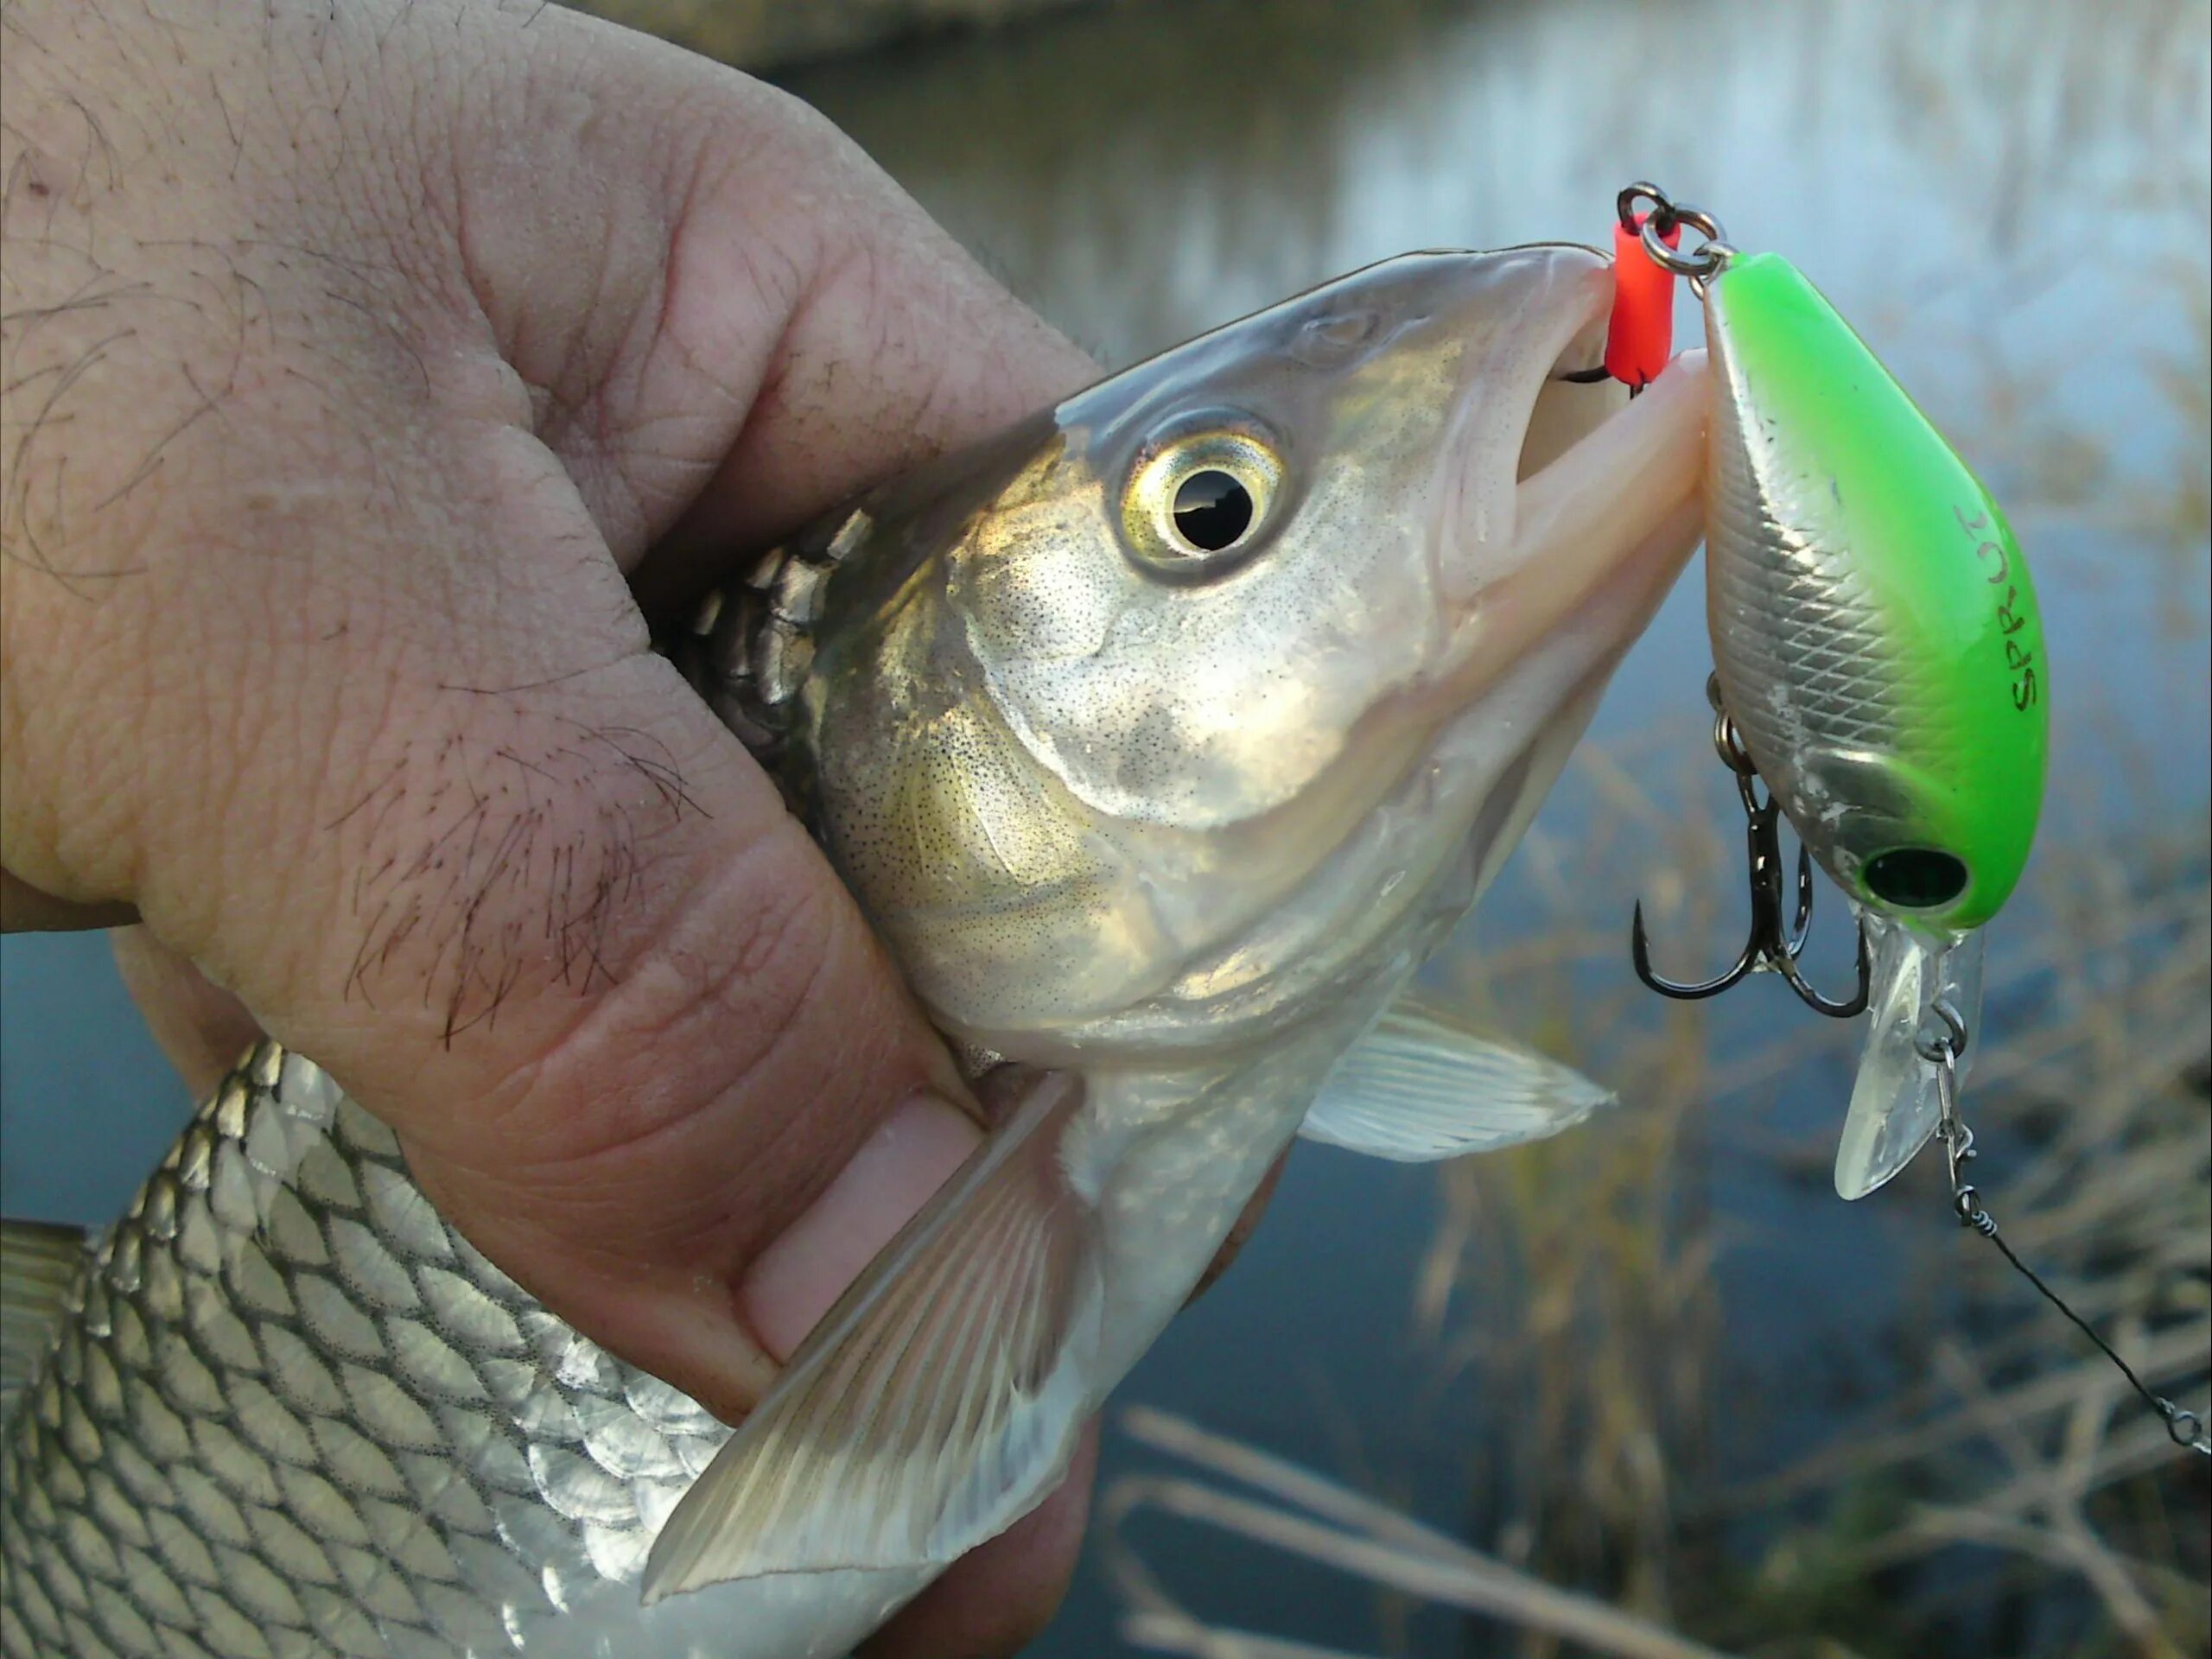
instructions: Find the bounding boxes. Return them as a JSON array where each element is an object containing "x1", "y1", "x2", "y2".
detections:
[{"x1": 1604, "y1": 211, "x2": 1681, "y2": 388}]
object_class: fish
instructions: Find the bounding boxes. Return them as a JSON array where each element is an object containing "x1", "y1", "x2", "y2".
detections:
[
  {"x1": 1, "y1": 241, "x2": 1710, "y2": 1659},
  {"x1": 1695, "y1": 249, "x2": 2048, "y2": 1197}
]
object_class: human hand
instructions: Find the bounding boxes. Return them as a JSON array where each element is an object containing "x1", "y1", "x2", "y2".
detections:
[{"x1": 1, "y1": 2, "x2": 1098, "y2": 1649}]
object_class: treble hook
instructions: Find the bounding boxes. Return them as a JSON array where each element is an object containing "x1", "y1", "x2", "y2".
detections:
[{"x1": 1631, "y1": 674, "x2": 1871, "y2": 1018}]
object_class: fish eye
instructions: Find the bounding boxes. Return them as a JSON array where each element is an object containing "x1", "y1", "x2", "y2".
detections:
[
  {"x1": 1863, "y1": 847, "x2": 1969, "y2": 910},
  {"x1": 1121, "y1": 423, "x2": 1286, "y2": 580},
  {"x1": 1172, "y1": 470, "x2": 1252, "y2": 550}
]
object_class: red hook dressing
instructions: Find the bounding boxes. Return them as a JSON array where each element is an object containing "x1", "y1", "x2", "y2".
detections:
[{"x1": 1604, "y1": 211, "x2": 1681, "y2": 389}]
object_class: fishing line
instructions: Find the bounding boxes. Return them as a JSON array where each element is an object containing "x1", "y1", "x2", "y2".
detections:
[{"x1": 1920, "y1": 1001, "x2": 2212, "y2": 1457}]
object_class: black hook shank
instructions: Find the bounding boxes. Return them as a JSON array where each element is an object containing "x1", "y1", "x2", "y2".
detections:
[{"x1": 1632, "y1": 681, "x2": 1871, "y2": 1019}]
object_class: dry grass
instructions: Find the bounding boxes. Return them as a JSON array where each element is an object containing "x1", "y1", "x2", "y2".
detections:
[
  {"x1": 1105, "y1": 1407, "x2": 1734, "y2": 1659},
  {"x1": 1103, "y1": 768, "x2": 2210, "y2": 1658}
]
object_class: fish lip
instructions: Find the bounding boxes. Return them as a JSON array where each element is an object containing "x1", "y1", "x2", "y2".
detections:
[
  {"x1": 1421, "y1": 276, "x2": 1710, "y2": 714},
  {"x1": 1421, "y1": 245, "x2": 1617, "y2": 632}
]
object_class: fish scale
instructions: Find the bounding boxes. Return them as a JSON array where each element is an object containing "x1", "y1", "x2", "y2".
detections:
[{"x1": 1, "y1": 1043, "x2": 736, "y2": 1659}]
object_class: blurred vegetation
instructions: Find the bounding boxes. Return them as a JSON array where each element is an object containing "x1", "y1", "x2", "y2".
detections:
[
  {"x1": 1434, "y1": 804, "x2": 2208, "y2": 1659},
  {"x1": 1104, "y1": 785, "x2": 2211, "y2": 1659},
  {"x1": 563, "y1": 0, "x2": 1096, "y2": 73}
]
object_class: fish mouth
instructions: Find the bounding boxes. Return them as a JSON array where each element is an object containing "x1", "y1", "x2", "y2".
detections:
[
  {"x1": 1503, "y1": 340, "x2": 1710, "y2": 651},
  {"x1": 1373, "y1": 251, "x2": 1710, "y2": 968},
  {"x1": 1421, "y1": 244, "x2": 1710, "y2": 712}
]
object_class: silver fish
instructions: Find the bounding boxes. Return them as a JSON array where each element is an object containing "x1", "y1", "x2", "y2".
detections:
[{"x1": 2, "y1": 244, "x2": 1708, "y2": 1657}]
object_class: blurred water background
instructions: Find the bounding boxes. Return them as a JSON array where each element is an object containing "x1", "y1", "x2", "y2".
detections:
[{"x1": 3, "y1": 0, "x2": 2206, "y2": 1653}]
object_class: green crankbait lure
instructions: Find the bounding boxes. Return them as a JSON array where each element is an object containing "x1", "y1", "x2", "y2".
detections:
[
  {"x1": 1705, "y1": 251, "x2": 2048, "y2": 936},
  {"x1": 1619, "y1": 184, "x2": 2206, "y2": 1458},
  {"x1": 1617, "y1": 182, "x2": 2049, "y2": 1196},
  {"x1": 1703, "y1": 208, "x2": 2044, "y2": 1201}
]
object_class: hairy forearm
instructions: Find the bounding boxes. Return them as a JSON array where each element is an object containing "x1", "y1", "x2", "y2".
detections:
[{"x1": 3, "y1": 0, "x2": 390, "y2": 917}]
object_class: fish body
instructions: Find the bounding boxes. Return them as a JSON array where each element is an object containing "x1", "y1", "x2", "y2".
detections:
[
  {"x1": 1696, "y1": 251, "x2": 2048, "y2": 1196},
  {"x1": 0, "y1": 1050, "x2": 757, "y2": 1659},
  {"x1": 3, "y1": 245, "x2": 1709, "y2": 1656}
]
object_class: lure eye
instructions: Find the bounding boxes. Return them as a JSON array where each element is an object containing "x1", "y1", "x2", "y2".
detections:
[
  {"x1": 1121, "y1": 423, "x2": 1286, "y2": 580},
  {"x1": 1863, "y1": 847, "x2": 1970, "y2": 911}
]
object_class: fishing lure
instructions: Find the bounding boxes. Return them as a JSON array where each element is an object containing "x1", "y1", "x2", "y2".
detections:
[
  {"x1": 1615, "y1": 180, "x2": 2044, "y2": 1187},
  {"x1": 1614, "y1": 182, "x2": 2207, "y2": 1457}
]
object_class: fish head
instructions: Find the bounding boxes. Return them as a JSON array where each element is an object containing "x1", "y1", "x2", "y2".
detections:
[
  {"x1": 804, "y1": 245, "x2": 1709, "y2": 1054},
  {"x1": 962, "y1": 246, "x2": 1686, "y2": 823}
]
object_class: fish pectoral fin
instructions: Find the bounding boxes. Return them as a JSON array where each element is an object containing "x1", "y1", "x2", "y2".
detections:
[
  {"x1": 2, "y1": 1220, "x2": 90, "y2": 1405},
  {"x1": 641, "y1": 1069, "x2": 1102, "y2": 1604},
  {"x1": 1298, "y1": 999, "x2": 1614, "y2": 1162}
]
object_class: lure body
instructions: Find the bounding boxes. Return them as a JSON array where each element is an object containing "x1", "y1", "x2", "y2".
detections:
[
  {"x1": 1703, "y1": 251, "x2": 2048, "y2": 934},
  {"x1": 1692, "y1": 250, "x2": 2050, "y2": 1195}
]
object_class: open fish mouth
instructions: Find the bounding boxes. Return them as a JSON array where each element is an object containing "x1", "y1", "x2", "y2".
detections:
[
  {"x1": 1510, "y1": 330, "x2": 1709, "y2": 626},
  {"x1": 1422, "y1": 245, "x2": 1710, "y2": 714}
]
